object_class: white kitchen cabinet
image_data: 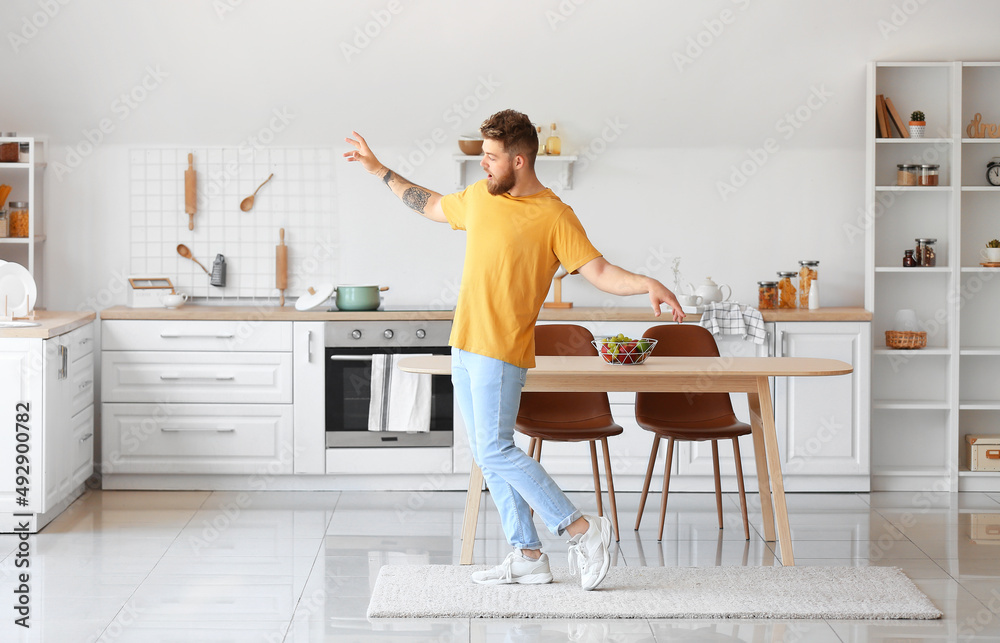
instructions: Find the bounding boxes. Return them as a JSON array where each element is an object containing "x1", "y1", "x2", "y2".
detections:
[
  {"x1": 293, "y1": 322, "x2": 325, "y2": 474},
  {"x1": 101, "y1": 320, "x2": 294, "y2": 480},
  {"x1": 774, "y1": 322, "x2": 871, "y2": 491},
  {"x1": 0, "y1": 323, "x2": 95, "y2": 532}
]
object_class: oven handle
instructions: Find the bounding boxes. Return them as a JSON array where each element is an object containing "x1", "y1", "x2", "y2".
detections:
[{"x1": 329, "y1": 354, "x2": 374, "y2": 361}]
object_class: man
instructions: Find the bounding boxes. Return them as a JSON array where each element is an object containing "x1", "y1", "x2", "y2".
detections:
[{"x1": 345, "y1": 109, "x2": 684, "y2": 591}]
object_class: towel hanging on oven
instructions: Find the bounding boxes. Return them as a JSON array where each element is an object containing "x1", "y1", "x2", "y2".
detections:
[{"x1": 368, "y1": 354, "x2": 432, "y2": 432}]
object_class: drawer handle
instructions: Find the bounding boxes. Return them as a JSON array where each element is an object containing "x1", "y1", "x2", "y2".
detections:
[
  {"x1": 79, "y1": 379, "x2": 93, "y2": 391},
  {"x1": 987, "y1": 450, "x2": 1000, "y2": 460},
  {"x1": 79, "y1": 433, "x2": 93, "y2": 443},
  {"x1": 160, "y1": 427, "x2": 237, "y2": 433},
  {"x1": 160, "y1": 333, "x2": 235, "y2": 339},
  {"x1": 159, "y1": 375, "x2": 236, "y2": 381},
  {"x1": 330, "y1": 355, "x2": 375, "y2": 362}
]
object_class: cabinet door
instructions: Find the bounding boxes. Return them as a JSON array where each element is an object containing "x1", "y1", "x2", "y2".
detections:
[
  {"x1": 0, "y1": 340, "x2": 43, "y2": 520},
  {"x1": 41, "y1": 336, "x2": 71, "y2": 513},
  {"x1": 293, "y1": 322, "x2": 325, "y2": 474},
  {"x1": 774, "y1": 322, "x2": 871, "y2": 480}
]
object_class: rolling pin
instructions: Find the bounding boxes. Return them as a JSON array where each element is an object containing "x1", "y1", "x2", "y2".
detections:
[
  {"x1": 185, "y1": 153, "x2": 196, "y2": 230},
  {"x1": 276, "y1": 228, "x2": 287, "y2": 306}
]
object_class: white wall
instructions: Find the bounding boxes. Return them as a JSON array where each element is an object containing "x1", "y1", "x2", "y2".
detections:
[{"x1": 2, "y1": 0, "x2": 996, "y2": 312}]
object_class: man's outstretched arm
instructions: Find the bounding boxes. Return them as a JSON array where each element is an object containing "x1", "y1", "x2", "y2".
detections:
[
  {"x1": 344, "y1": 131, "x2": 448, "y2": 223},
  {"x1": 577, "y1": 257, "x2": 686, "y2": 322}
]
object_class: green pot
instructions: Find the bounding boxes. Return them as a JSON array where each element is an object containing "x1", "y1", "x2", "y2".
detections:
[{"x1": 334, "y1": 285, "x2": 388, "y2": 311}]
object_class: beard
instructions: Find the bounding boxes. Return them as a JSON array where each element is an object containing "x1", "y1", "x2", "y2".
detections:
[{"x1": 486, "y1": 168, "x2": 516, "y2": 196}]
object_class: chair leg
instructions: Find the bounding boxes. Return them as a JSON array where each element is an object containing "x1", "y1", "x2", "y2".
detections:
[
  {"x1": 600, "y1": 437, "x2": 620, "y2": 542},
  {"x1": 589, "y1": 440, "x2": 603, "y2": 517},
  {"x1": 634, "y1": 434, "x2": 661, "y2": 531},
  {"x1": 732, "y1": 437, "x2": 750, "y2": 540},
  {"x1": 712, "y1": 440, "x2": 723, "y2": 530},
  {"x1": 527, "y1": 437, "x2": 538, "y2": 459},
  {"x1": 657, "y1": 437, "x2": 675, "y2": 542},
  {"x1": 534, "y1": 439, "x2": 543, "y2": 463}
]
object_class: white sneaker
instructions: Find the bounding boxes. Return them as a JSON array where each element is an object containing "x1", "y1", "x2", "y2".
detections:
[
  {"x1": 567, "y1": 515, "x2": 612, "y2": 591},
  {"x1": 471, "y1": 551, "x2": 553, "y2": 585}
]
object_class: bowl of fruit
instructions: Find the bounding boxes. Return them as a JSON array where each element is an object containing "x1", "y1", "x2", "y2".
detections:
[{"x1": 592, "y1": 334, "x2": 657, "y2": 365}]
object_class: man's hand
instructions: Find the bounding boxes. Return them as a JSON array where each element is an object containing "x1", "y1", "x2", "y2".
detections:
[
  {"x1": 344, "y1": 131, "x2": 385, "y2": 176},
  {"x1": 648, "y1": 279, "x2": 686, "y2": 323}
]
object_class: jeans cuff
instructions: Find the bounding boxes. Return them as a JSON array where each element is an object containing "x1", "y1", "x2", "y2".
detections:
[
  {"x1": 511, "y1": 541, "x2": 543, "y2": 551},
  {"x1": 552, "y1": 510, "x2": 584, "y2": 537}
]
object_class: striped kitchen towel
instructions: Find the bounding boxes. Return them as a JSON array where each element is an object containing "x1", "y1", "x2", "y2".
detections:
[
  {"x1": 699, "y1": 302, "x2": 767, "y2": 345},
  {"x1": 368, "y1": 354, "x2": 432, "y2": 432}
]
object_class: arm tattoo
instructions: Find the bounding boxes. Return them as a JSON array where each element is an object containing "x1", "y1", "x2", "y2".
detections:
[
  {"x1": 402, "y1": 187, "x2": 431, "y2": 214},
  {"x1": 382, "y1": 169, "x2": 393, "y2": 187}
]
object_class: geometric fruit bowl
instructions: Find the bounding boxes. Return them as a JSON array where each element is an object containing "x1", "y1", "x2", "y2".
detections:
[{"x1": 592, "y1": 335, "x2": 658, "y2": 365}]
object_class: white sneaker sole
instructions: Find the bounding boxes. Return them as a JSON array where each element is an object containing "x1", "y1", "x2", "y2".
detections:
[
  {"x1": 582, "y1": 516, "x2": 612, "y2": 591},
  {"x1": 472, "y1": 571, "x2": 554, "y2": 586}
]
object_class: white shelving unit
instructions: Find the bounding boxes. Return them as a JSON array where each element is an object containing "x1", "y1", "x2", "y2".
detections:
[
  {"x1": 0, "y1": 136, "x2": 46, "y2": 306},
  {"x1": 866, "y1": 62, "x2": 1000, "y2": 492},
  {"x1": 453, "y1": 154, "x2": 578, "y2": 190}
]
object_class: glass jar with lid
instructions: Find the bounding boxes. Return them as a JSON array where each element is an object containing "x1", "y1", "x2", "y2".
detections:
[
  {"x1": 798, "y1": 260, "x2": 819, "y2": 308},
  {"x1": 903, "y1": 249, "x2": 916, "y2": 267},
  {"x1": 0, "y1": 209, "x2": 8, "y2": 238},
  {"x1": 918, "y1": 164, "x2": 939, "y2": 186},
  {"x1": 777, "y1": 271, "x2": 797, "y2": 308},
  {"x1": 915, "y1": 238, "x2": 937, "y2": 267},
  {"x1": 8, "y1": 201, "x2": 28, "y2": 238},
  {"x1": 0, "y1": 132, "x2": 17, "y2": 163},
  {"x1": 758, "y1": 281, "x2": 778, "y2": 309},
  {"x1": 897, "y1": 164, "x2": 918, "y2": 186}
]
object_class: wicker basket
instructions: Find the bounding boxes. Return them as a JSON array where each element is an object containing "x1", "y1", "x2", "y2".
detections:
[{"x1": 885, "y1": 330, "x2": 927, "y2": 349}]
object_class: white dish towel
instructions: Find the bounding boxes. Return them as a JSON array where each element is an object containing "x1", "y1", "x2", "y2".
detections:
[
  {"x1": 699, "y1": 302, "x2": 767, "y2": 345},
  {"x1": 368, "y1": 354, "x2": 432, "y2": 432}
]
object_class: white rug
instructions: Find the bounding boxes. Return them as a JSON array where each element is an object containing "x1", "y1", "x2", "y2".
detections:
[{"x1": 367, "y1": 565, "x2": 942, "y2": 620}]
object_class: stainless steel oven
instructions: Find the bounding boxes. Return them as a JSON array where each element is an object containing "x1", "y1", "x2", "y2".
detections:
[{"x1": 324, "y1": 320, "x2": 453, "y2": 448}]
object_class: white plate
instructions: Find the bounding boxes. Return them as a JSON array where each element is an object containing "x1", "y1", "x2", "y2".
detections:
[
  {"x1": 0, "y1": 260, "x2": 37, "y2": 319},
  {"x1": 295, "y1": 282, "x2": 335, "y2": 311}
]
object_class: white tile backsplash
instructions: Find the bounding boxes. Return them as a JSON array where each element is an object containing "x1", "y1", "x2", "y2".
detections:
[{"x1": 129, "y1": 146, "x2": 338, "y2": 301}]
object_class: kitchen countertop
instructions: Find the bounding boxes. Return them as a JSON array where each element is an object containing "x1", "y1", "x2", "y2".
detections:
[
  {"x1": 0, "y1": 310, "x2": 97, "y2": 339},
  {"x1": 99, "y1": 305, "x2": 872, "y2": 322}
]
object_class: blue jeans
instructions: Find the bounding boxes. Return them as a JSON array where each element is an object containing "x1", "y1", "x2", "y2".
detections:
[{"x1": 451, "y1": 348, "x2": 582, "y2": 550}]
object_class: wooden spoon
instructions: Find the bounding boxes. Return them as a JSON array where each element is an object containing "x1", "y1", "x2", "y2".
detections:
[
  {"x1": 240, "y1": 173, "x2": 273, "y2": 212},
  {"x1": 177, "y1": 244, "x2": 210, "y2": 274}
]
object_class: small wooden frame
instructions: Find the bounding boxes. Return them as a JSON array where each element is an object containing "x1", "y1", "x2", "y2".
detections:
[
  {"x1": 542, "y1": 270, "x2": 573, "y2": 308},
  {"x1": 127, "y1": 277, "x2": 175, "y2": 308},
  {"x1": 884, "y1": 97, "x2": 910, "y2": 138}
]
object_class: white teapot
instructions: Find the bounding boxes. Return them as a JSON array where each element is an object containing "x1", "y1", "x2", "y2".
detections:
[{"x1": 686, "y1": 276, "x2": 732, "y2": 304}]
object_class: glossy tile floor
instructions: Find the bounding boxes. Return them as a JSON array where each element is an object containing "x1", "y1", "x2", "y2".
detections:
[{"x1": 3, "y1": 489, "x2": 1000, "y2": 642}]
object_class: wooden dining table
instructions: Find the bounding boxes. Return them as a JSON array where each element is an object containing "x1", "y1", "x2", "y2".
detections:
[{"x1": 399, "y1": 354, "x2": 853, "y2": 567}]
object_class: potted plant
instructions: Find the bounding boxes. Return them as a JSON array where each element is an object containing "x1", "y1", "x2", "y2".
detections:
[
  {"x1": 909, "y1": 111, "x2": 926, "y2": 138},
  {"x1": 984, "y1": 238, "x2": 1000, "y2": 264}
]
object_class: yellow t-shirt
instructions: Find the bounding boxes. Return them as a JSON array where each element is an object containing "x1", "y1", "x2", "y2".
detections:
[{"x1": 441, "y1": 180, "x2": 602, "y2": 368}]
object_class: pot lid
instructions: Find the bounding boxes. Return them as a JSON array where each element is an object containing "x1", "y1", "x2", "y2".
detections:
[{"x1": 295, "y1": 282, "x2": 335, "y2": 311}]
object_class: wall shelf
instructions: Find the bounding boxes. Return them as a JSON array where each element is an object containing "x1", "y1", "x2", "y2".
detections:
[
  {"x1": 453, "y1": 154, "x2": 578, "y2": 190},
  {"x1": 867, "y1": 61, "x2": 1000, "y2": 493},
  {"x1": 0, "y1": 136, "x2": 45, "y2": 306}
]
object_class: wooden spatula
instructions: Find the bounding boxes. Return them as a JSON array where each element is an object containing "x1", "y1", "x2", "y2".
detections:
[{"x1": 185, "y1": 153, "x2": 196, "y2": 230}]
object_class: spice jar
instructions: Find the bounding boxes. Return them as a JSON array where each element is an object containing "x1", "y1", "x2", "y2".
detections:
[
  {"x1": 18, "y1": 143, "x2": 29, "y2": 163},
  {"x1": 0, "y1": 132, "x2": 18, "y2": 163},
  {"x1": 777, "y1": 271, "x2": 797, "y2": 308},
  {"x1": 903, "y1": 249, "x2": 916, "y2": 267},
  {"x1": 8, "y1": 201, "x2": 28, "y2": 238},
  {"x1": 897, "y1": 164, "x2": 918, "y2": 186},
  {"x1": 798, "y1": 260, "x2": 819, "y2": 309},
  {"x1": 0, "y1": 210, "x2": 8, "y2": 238},
  {"x1": 918, "y1": 164, "x2": 939, "y2": 186},
  {"x1": 758, "y1": 281, "x2": 778, "y2": 309},
  {"x1": 915, "y1": 238, "x2": 937, "y2": 267}
]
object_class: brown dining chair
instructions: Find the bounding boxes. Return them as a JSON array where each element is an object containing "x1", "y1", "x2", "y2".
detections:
[
  {"x1": 634, "y1": 324, "x2": 751, "y2": 541},
  {"x1": 515, "y1": 324, "x2": 623, "y2": 541}
]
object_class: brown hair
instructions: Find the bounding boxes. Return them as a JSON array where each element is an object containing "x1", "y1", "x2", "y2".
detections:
[{"x1": 480, "y1": 109, "x2": 538, "y2": 168}]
